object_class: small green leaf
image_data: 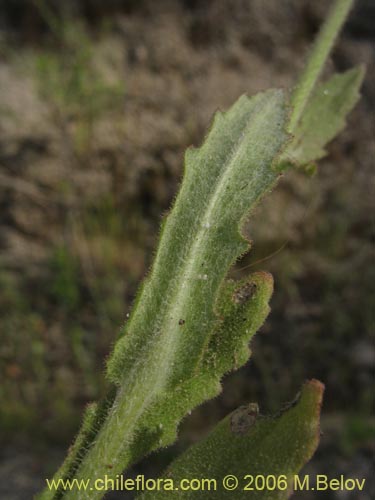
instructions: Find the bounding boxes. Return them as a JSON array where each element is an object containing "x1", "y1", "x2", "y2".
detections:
[
  {"x1": 280, "y1": 66, "x2": 364, "y2": 170},
  {"x1": 288, "y1": 0, "x2": 355, "y2": 131},
  {"x1": 139, "y1": 380, "x2": 324, "y2": 500}
]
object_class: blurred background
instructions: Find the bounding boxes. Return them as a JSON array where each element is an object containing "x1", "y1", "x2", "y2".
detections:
[{"x1": 0, "y1": 0, "x2": 374, "y2": 498}]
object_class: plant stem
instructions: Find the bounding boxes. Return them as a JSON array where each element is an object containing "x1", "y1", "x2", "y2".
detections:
[{"x1": 289, "y1": 0, "x2": 355, "y2": 132}]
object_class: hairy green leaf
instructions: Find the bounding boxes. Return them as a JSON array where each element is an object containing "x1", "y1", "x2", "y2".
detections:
[
  {"x1": 288, "y1": 0, "x2": 355, "y2": 132},
  {"x1": 40, "y1": 90, "x2": 290, "y2": 500},
  {"x1": 38, "y1": 4, "x2": 363, "y2": 498},
  {"x1": 139, "y1": 380, "x2": 324, "y2": 500},
  {"x1": 280, "y1": 66, "x2": 364, "y2": 170}
]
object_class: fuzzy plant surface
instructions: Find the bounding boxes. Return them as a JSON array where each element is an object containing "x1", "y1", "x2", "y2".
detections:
[
  {"x1": 139, "y1": 380, "x2": 324, "y2": 500},
  {"x1": 39, "y1": 1, "x2": 363, "y2": 499}
]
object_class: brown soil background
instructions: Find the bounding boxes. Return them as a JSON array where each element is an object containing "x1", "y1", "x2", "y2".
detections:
[{"x1": 0, "y1": 1, "x2": 374, "y2": 498}]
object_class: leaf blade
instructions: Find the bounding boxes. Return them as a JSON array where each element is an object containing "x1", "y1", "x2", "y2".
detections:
[
  {"x1": 280, "y1": 66, "x2": 364, "y2": 169},
  {"x1": 139, "y1": 380, "x2": 324, "y2": 500},
  {"x1": 42, "y1": 90, "x2": 290, "y2": 500}
]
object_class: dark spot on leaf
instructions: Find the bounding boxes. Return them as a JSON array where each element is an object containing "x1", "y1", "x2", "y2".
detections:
[
  {"x1": 233, "y1": 282, "x2": 257, "y2": 305},
  {"x1": 179, "y1": 319, "x2": 185, "y2": 325},
  {"x1": 230, "y1": 403, "x2": 259, "y2": 434}
]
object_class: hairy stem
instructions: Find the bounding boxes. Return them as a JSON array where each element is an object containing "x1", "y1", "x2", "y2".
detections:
[{"x1": 289, "y1": 0, "x2": 355, "y2": 132}]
